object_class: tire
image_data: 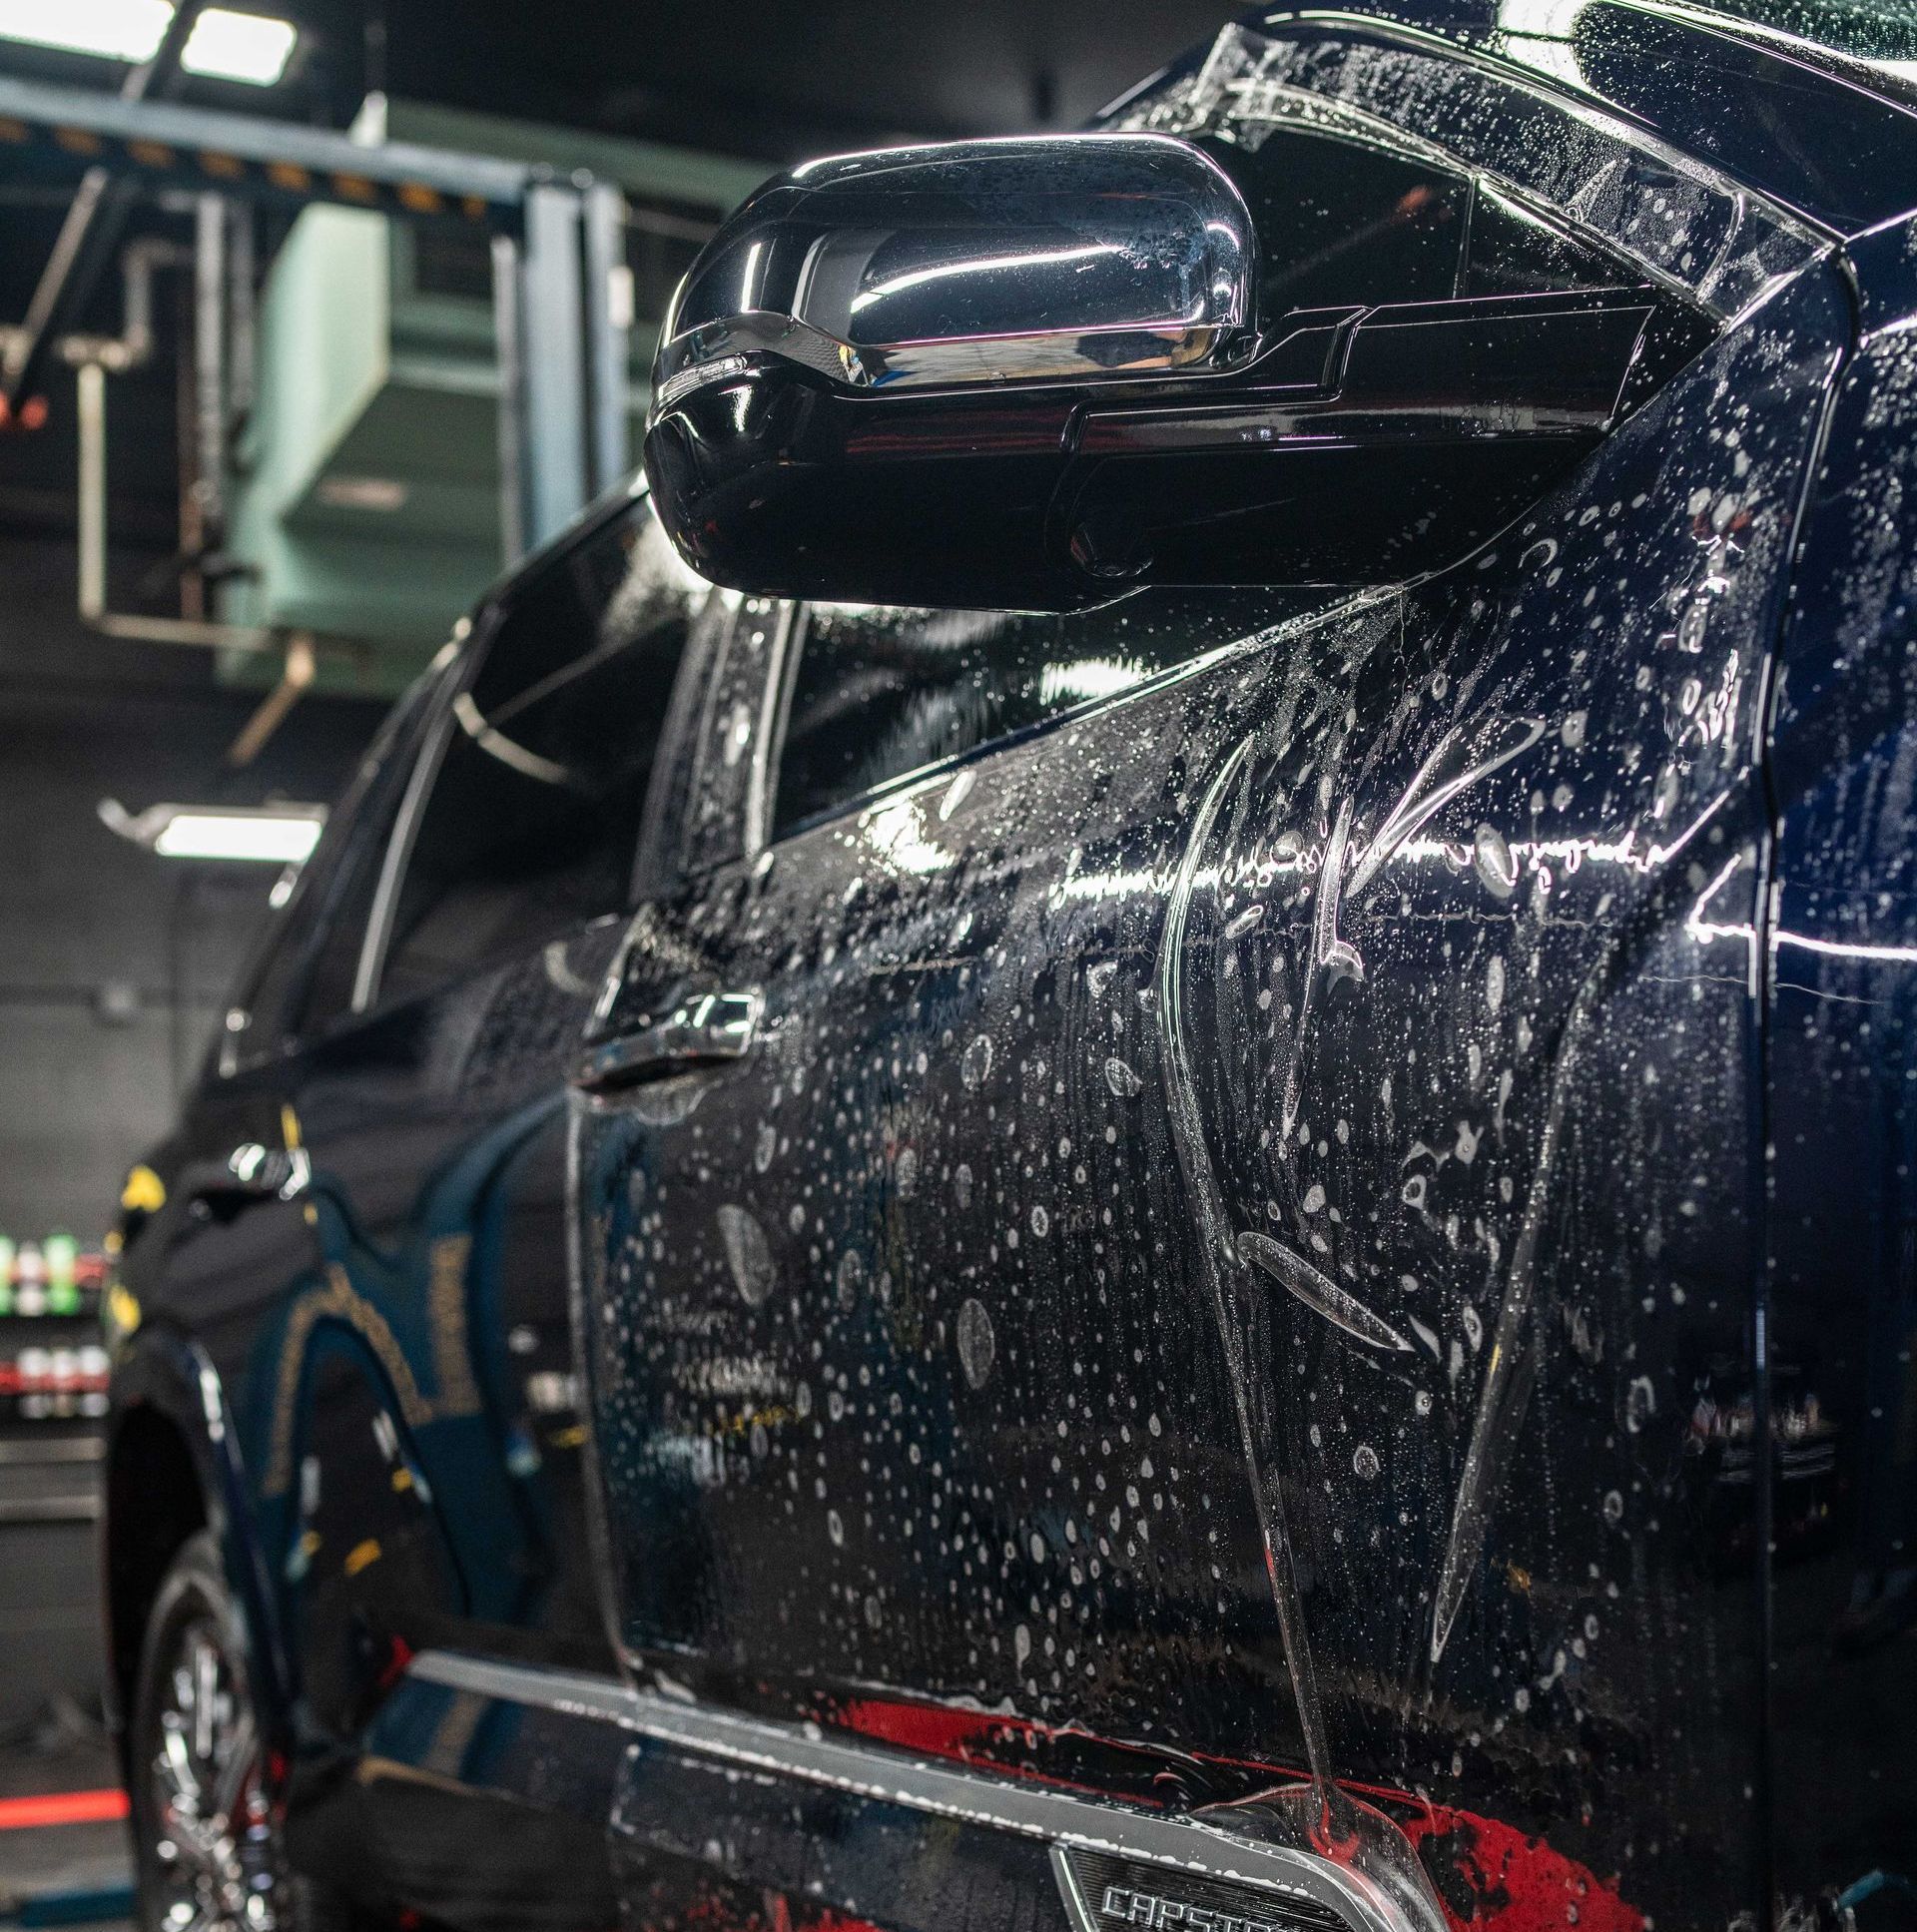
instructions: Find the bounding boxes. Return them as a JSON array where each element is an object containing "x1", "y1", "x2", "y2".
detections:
[{"x1": 127, "y1": 1530, "x2": 333, "y2": 1932}]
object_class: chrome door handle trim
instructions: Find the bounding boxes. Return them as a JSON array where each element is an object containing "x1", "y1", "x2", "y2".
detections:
[
  {"x1": 189, "y1": 1142, "x2": 311, "y2": 1204},
  {"x1": 571, "y1": 988, "x2": 762, "y2": 1095}
]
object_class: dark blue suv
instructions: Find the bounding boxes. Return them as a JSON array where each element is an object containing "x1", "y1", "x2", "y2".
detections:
[{"x1": 104, "y1": 7, "x2": 1917, "y2": 1932}]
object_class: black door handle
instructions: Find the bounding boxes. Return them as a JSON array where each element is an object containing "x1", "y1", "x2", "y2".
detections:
[{"x1": 571, "y1": 989, "x2": 763, "y2": 1096}]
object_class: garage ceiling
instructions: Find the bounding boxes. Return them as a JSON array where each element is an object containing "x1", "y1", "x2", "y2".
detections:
[
  {"x1": 368, "y1": 0, "x2": 1241, "y2": 155},
  {"x1": 0, "y1": 0, "x2": 1239, "y2": 537}
]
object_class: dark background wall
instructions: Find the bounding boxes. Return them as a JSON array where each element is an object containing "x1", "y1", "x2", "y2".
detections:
[{"x1": 0, "y1": 530, "x2": 383, "y2": 1239}]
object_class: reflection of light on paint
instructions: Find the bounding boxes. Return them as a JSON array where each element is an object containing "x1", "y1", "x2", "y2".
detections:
[
  {"x1": 1684, "y1": 854, "x2": 1750, "y2": 946},
  {"x1": 1049, "y1": 865, "x2": 1183, "y2": 905},
  {"x1": 1493, "y1": 0, "x2": 1589, "y2": 84},
  {"x1": 196, "y1": 1363, "x2": 227, "y2": 1444},
  {"x1": 1683, "y1": 854, "x2": 1764, "y2": 995},
  {"x1": 862, "y1": 797, "x2": 952, "y2": 876},
  {"x1": 1774, "y1": 931, "x2": 1917, "y2": 965},
  {"x1": 850, "y1": 243, "x2": 1125, "y2": 316},
  {"x1": 1038, "y1": 657, "x2": 1151, "y2": 705},
  {"x1": 738, "y1": 242, "x2": 764, "y2": 313},
  {"x1": 1687, "y1": 850, "x2": 1917, "y2": 988},
  {"x1": 1384, "y1": 793, "x2": 1731, "y2": 882}
]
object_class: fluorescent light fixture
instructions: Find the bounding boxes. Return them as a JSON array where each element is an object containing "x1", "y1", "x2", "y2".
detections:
[
  {"x1": 0, "y1": 0, "x2": 297, "y2": 84},
  {"x1": 182, "y1": 8, "x2": 297, "y2": 85},
  {"x1": 99, "y1": 797, "x2": 326, "y2": 863},
  {"x1": 0, "y1": 0, "x2": 169, "y2": 63},
  {"x1": 156, "y1": 811, "x2": 322, "y2": 861}
]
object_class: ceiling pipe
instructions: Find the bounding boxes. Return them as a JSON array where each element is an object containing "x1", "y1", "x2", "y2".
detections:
[
  {"x1": 2, "y1": 0, "x2": 208, "y2": 415},
  {"x1": 188, "y1": 192, "x2": 227, "y2": 561},
  {"x1": 225, "y1": 633, "x2": 317, "y2": 767},
  {"x1": 74, "y1": 354, "x2": 275, "y2": 653},
  {"x1": 0, "y1": 237, "x2": 188, "y2": 376}
]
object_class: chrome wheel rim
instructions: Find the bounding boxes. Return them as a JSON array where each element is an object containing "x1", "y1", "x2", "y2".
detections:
[{"x1": 145, "y1": 1612, "x2": 281, "y2": 1932}]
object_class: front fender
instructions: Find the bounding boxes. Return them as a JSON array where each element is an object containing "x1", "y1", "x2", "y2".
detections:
[{"x1": 106, "y1": 1321, "x2": 291, "y2": 1756}]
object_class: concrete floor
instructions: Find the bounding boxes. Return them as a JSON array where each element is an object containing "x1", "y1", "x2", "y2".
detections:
[{"x1": 0, "y1": 1515, "x2": 133, "y2": 1929}]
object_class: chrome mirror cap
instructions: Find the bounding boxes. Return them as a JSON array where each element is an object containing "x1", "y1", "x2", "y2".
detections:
[{"x1": 650, "y1": 133, "x2": 1258, "y2": 410}]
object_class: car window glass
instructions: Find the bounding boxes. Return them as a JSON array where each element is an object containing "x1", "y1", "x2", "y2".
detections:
[
  {"x1": 772, "y1": 587, "x2": 1317, "y2": 839},
  {"x1": 372, "y1": 504, "x2": 701, "y2": 1010},
  {"x1": 296, "y1": 774, "x2": 409, "y2": 1037},
  {"x1": 231, "y1": 663, "x2": 440, "y2": 1060},
  {"x1": 1193, "y1": 123, "x2": 1624, "y2": 312},
  {"x1": 234, "y1": 854, "x2": 346, "y2": 1066}
]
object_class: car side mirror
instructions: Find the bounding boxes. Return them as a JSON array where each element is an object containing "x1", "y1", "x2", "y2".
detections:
[{"x1": 643, "y1": 133, "x2": 1658, "y2": 611}]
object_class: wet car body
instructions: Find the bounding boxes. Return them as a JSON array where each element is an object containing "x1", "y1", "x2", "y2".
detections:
[{"x1": 103, "y1": 7, "x2": 1917, "y2": 1932}]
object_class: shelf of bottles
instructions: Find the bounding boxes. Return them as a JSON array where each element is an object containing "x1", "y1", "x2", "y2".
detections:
[{"x1": 0, "y1": 1235, "x2": 110, "y2": 1425}]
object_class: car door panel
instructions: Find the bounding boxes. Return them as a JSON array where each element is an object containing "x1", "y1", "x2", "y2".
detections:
[
  {"x1": 580, "y1": 247, "x2": 1846, "y2": 1932},
  {"x1": 1175, "y1": 261, "x2": 1846, "y2": 1860},
  {"x1": 270, "y1": 932, "x2": 633, "y2": 1930},
  {"x1": 181, "y1": 497, "x2": 703, "y2": 1927},
  {"x1": 1759, "y1": 217, "x2": 1917, "y2": 1915}
]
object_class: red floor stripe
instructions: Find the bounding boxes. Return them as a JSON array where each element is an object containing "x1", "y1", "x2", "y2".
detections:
[{"x1": 0, "y1": 1788, "x2": 129, "y2": 1830}]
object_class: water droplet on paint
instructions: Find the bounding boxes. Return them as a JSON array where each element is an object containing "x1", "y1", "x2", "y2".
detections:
[
  {"x1": 1105, "y1": 1056, "x2": 1143, "y2": 1098},
  {"x1": 836, "y1": 1248, "x2": 866, "y2": 1311},
  {"x1": 1625, "y1": 1375, "x2": 1655, "y2": 1434},
  {"x1": 716, "y1": 1204, "x2": 774, "y2": 1306},
  {"x1": 940, "y1": 769, "x2": 974, "y2": 821},
  {"x1": 1474, "y1": 824, "x2": 1518, "y2": 899},
  {"x1": 957, "y1": 1298, "x2": 994, "y2": 1389}
]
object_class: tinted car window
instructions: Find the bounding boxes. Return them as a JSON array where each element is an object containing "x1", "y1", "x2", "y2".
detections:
[
  {"x1": 772, "y1": 589, "x2": 1309, "y2": 837},
  {"x1": 227, "y1": 664, "x2": 440, "y2": 1061},
  {"x1": 296, "y1": 778, "x2": 408, "y2": 1036},
  {"x1": 371, "y1": 503, "x2": 700, "y2": 1009},
  {"x1": 1194, "y1": 123, "x2": 1623, "y2": 311},
  {"x1": 232, "y1": 852, "x2": 349, "y2": 1067}
]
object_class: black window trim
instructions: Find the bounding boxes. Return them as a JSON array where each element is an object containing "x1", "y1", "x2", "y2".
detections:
[
  {"x1": 214, "y1": 643, "x2": 456, "y2": 1077},
  {"x1": 347, "y1": 614, "x2": 492, "y2": 1018}
]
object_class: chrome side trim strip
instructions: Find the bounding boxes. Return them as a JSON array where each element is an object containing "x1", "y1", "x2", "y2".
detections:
[
  {"x1": 408, "y1": 1649, "x2": 638, "y2": 1725},
  {"x1": 1050, "y1": 1841, "x2": 1105, "y2": 1932},
  {"x1": 405, "y1": 1649, "x2": 1416, "y2": 1932}
]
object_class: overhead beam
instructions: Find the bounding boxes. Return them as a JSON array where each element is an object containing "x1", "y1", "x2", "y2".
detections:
[{"x1": 0, "y1": 71, "x2": 538, "y2": 234}]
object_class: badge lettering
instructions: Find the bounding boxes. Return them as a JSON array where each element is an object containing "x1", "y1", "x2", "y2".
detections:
[{"x1": 1101, "y1": 1883, "x2": 1277, "y2": 1932}]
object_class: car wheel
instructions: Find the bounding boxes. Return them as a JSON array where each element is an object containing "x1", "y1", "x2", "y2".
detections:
[{"x1": 129, "y1": 1529, "x2": 298, "y2": 1932}]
